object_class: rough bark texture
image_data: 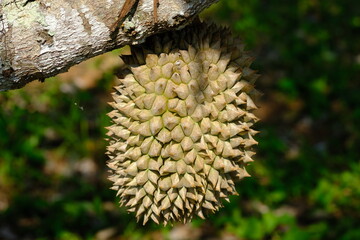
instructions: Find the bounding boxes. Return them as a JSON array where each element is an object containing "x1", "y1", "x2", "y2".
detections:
[{"x1": 0, "y1": 0, "x2": 218, "y2": 91}]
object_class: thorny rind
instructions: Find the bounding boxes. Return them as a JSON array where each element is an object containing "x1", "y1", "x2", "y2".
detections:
[{"x1": 106, "y1": 21, "x2": 260, "y2": 225}]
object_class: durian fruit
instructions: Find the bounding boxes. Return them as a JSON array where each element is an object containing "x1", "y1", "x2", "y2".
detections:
[{"x1": 106, "y1": 21, "x2": 259, "y2": 225}]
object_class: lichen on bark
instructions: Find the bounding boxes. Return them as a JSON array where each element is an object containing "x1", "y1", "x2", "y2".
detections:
[{"x1": 0, "y1": 0, "x2": 219, "y2": 91}]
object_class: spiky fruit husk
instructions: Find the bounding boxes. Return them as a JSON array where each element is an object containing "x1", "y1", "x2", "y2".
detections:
[{"x1": 106, "y1": 21, "x2": 259, "y2": 225}]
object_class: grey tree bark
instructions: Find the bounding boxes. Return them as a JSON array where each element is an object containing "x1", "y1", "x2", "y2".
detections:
[{"x1": 0, "y1": 0, "x2": 218, "y2": 91}]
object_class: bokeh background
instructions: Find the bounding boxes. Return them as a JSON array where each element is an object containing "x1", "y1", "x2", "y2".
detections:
[{"x1": 1, "y1": 0, "x2": 360, "y2": 239}]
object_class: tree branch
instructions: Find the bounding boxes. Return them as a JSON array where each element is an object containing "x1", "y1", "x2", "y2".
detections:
[{"x1": 0, "y1": 0, "x2": 218, "y2": 91}]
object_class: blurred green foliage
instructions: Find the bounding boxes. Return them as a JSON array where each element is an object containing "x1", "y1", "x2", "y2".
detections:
[{"x1": 1, "y1": 0, "x2": 360, "y2": 239}]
